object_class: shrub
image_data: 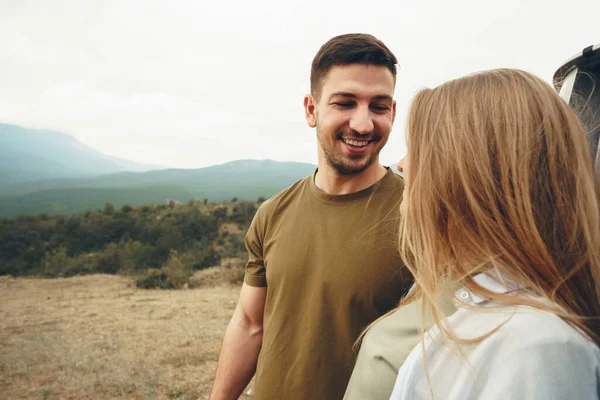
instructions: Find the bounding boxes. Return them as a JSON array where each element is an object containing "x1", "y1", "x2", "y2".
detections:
[
  {"x1": 103, "y1": 202, "x2": 115, "y2": 215},
  {"x1": 1, "y1": 198, "x2": 254, "y2": 279},
  {"x1": 63, "y1": 253, "x2": 98, "y2": 277},
  {"x1": 135, "y1": 252, "x2": 193, "y2": 290},
  {"x1": 162, "y1": 251, "x2": 192, "y2": 289},
  {"x1": 117, "y1": 239, "x2": 154, "y2": 273},
  {"x1": 95, "y1": 243, "x2": 121, "y2": 274},
  {"x1": 188, "y1": 266, "x2": 244, "y2": 288},
  {"x1": 135, "y1": 268, "x2": 171, "y2": 289},
  {"x1": 195, "y1": 247, "x2": 221, "y2": 270},
  {"x1": 42, "y1": 247, "x2": 70, "y2": 277}
]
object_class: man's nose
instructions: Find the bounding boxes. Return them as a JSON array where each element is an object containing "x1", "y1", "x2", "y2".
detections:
[{"x1": 349, "y1": 107, "x2": 374, "y2": 135}]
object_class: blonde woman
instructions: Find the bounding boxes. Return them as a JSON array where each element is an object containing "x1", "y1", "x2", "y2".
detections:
[{"x1": 389, "y1": 69, "x2": 600, "y2": 399}]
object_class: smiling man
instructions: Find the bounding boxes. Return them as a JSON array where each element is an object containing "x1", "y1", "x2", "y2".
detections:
[
  {"x1": 210, "y1": 34, "x2": 412, "y2": 400},
  {"x1": 307, "y1": 61, "x2": 395, "y2": 193}
]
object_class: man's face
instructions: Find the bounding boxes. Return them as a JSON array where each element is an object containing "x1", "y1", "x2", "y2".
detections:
[{"x1": 304, "y1": 64, "x2": 396, "y2": 175}]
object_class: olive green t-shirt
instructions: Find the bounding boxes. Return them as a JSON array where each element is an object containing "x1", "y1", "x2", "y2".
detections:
[{"x1": 244, "y1": 168, "x2": 413, "y2": 400}]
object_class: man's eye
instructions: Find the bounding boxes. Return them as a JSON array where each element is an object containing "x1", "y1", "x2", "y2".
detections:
[
  {"x1": 371, "y1": 105, "x2": 390, "y2": 112},
  {"x1": 334, "y1": 102, "x2": 353, "y2": 108}
]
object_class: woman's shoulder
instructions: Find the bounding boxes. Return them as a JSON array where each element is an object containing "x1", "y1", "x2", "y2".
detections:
[
  {"x1": 391, "y1": 303, "x2": 600, "y2": 400},
  {"x1": 454, "y1": 304, "x2": 600, "y2": 359}
]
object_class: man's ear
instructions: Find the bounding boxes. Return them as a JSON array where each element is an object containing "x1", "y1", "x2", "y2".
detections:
[
  {"x1": 392, "y1": 100, "x2": 397, "y2": 125},
  {"x1": 304, "y1": 94, "x2": 317, "y2": 128}
]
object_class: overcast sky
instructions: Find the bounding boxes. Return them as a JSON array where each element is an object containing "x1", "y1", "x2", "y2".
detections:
[{"x1": 1, "y1": 0, "x2": 599, "y2": 169}]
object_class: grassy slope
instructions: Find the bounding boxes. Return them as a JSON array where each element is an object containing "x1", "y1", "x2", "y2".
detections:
[{"x1": 0, "y1": 274, "x2": 252, "y2": 400}]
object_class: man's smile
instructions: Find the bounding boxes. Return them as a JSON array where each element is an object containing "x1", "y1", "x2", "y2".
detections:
[{"x1": 342, "y1": 138, "x2": 370, "y2": 147}]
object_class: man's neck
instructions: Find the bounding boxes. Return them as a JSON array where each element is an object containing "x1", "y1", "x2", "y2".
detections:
[{"x1": 314, "y1": 162, "x2": 388, "y2": 195}]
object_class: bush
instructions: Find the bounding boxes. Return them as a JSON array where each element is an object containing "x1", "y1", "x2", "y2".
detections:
[
  {"x1": 162, "y1": 251, "x2": 192, "y2": 289},
  {"x1": 42, "y1": 247, "x2": 70, "y2": 277},
  {"x1": 117, "y1": 239, "x2": 154, "y2": 273},
  {"x1": 95, "y1": 243, "x2": 121, "y2": 274},
  {"x1": 1, "y1": 198, "x2": 253, "y2": 279},
  {"x1": 135, "y1": 251, "x2": 193, "y2": 290},
  {"x1": 63, "y1": 253, "x2": 98, "y2": 277},
  {"x1": 194, "y1": 247, "x2": 221, "y2": 270},
  {"x1": 188, "y1": 266, "x2": 245, "y2": 288},
  {"x1": 103, "y1": 202, "x2": 115, "y2": 215},
  {"x1": 216, "y1": 233, "x2": 246, "y2": 259},
  {"x1": 135, "y1": 268, "x2": 171, "y2": 289}
]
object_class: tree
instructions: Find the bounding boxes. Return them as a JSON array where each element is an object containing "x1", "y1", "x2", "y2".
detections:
[
  {"x1": 194, "y1": 246, "x2": 221, "y2": 270},
  {"x1": 162, "y1": 251, "x2": 193, "y2": 289},
  {"x1": 231, "y1": 202, "x2": 257, "y2": 225},
  {"x1": 0, "y1": 198, "x2": 252, "y2": 282},
  {"x1": 42, "y1": 246, "x2": 70, "y2": 277},
  {"x1": 103, "y1": 202, "x2": 115, "y2": 215},
  {"x1": 212, "y1": 207, "x2": 227, "y2": 221},
  {"x1": 95, "y1": 243, "x2": 121, "y2": 274}
]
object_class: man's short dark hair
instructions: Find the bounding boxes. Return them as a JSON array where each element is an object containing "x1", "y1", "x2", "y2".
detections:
[{"x1": 310, "y1": 33, "x2": 398, "y2": 100}]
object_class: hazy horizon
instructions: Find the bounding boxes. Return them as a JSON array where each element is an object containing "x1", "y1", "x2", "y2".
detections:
[{"x1": 1, "y1": 121, "x2": 320, "y2": 170}]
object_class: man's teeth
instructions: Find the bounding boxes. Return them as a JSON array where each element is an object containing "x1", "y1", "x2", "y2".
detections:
[{"x1": 344, "y1": 139, "x2": 369, "y2": 147}]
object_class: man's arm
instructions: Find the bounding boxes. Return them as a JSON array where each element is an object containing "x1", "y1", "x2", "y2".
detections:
[{"x1": 210, "y1": 282, "x2": 267, "y2": 400}]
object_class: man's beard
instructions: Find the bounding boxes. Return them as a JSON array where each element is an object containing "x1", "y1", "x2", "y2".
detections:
[{"x1": 318, "y1": 128, "x2": 382, "y2": 175}]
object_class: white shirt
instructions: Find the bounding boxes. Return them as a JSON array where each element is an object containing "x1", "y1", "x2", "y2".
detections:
[{"x1": 390, "y1": 274, "x2": 600, "y2": 400}]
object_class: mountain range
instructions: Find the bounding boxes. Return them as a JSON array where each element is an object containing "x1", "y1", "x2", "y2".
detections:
[
  {"x1": 0, "y1": 123, "x2": 316, "y2": 217},
  {"x1": 0, "y1": 123, "x2": 164, "y2": 183}
]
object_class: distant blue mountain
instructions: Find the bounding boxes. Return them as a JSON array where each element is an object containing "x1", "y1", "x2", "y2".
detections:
[{"x1": 0, "y1": 123, "x2": 164, "y2": 183}]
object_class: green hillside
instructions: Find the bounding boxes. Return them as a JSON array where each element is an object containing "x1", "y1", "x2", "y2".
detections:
[
  {"x1": 0, "y1": 160, "x2": 316, "y2": 217},
  {"x1": 0, "y1": 185, "x2": 192, "y2": 217}
]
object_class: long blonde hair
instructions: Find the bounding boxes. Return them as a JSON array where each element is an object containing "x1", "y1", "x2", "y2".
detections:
[{"x1": 401, "y1": 69, "x2": 600, "y2": 345}]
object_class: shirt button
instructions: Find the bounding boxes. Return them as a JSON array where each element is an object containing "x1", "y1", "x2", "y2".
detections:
[{"x1": 458, "y1": 290, "x2": 470, "y2": 301}]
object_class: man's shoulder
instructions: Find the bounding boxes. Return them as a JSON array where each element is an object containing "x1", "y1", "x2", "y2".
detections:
[
  {"x1": 380, "y1": 169, "x2": 405, "y2": 190},
  {"x1": 256, "y1": 174, "x2": 313, "y2": 216},
  {"x1": 369, "y1": 169, "x2": 405, "y2": 205}
]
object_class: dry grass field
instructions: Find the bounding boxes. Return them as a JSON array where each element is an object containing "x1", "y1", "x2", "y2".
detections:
[{"x1": 0, "y1": 272, "x2": 252, "y2": 399}]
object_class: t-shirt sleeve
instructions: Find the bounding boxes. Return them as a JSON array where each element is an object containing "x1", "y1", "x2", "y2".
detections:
[{"x1": 244, "y1": 205, "x2": 267, "y2": 287}]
